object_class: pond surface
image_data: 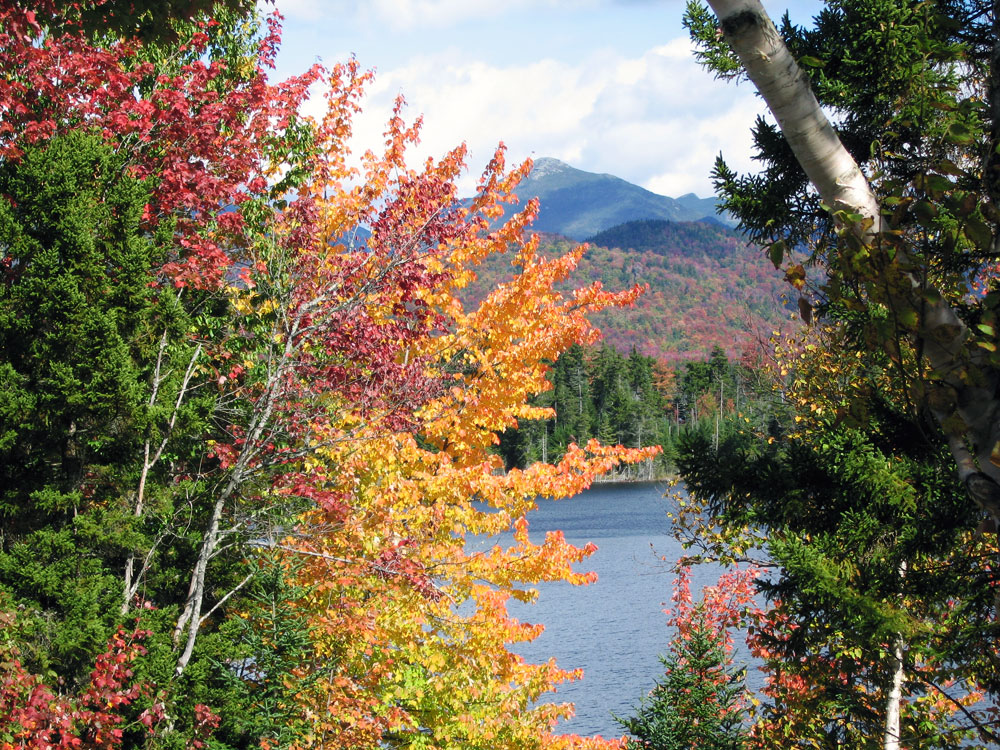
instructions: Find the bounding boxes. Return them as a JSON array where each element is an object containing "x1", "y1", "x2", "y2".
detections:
[{"x1": 473, "y1": 480, "x2": 749, "y2": 738}]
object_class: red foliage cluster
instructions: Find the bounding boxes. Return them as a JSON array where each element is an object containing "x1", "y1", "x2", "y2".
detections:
[
  {"x1": 0, "y1": 626, "x2": 162, "y2": 750},
  {"x1": 0, "y1": 0, "x2": 321, "y2": 288}
]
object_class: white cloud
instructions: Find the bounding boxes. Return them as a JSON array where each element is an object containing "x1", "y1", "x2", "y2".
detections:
[
  {"x1": 304, "y1": 34, "x2": 766, "y2": 199},
  {"x1": 278, "y1": 0, "x2": 606, "y2": 29}
]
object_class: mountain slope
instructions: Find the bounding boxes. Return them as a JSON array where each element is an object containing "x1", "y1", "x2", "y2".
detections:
[
  {"x1": 460, "y1": 219, "x2": 793, "y2": 364},
  {"x1": 507, "y1": 158, "x2": 734, "y2": 240}
]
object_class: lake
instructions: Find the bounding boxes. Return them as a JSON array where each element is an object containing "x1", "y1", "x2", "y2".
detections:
[{"x1": 476, "y1": 480, "x2": 745, "y2": 739}]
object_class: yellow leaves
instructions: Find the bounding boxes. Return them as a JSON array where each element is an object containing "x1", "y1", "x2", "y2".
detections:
[
  {"x1": 268, "y1": 85, "x2": 661, "y2": 748},
  {"x1": 784, "y1": 263, "x2": 807, "y2": 290}
]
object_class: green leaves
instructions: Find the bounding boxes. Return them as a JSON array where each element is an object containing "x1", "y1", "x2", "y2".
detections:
[
  {"x1": 963, "y1": 215, "x2": 993, "y2": 251},
  {"x1": 767, "y1": 239, "x2": 786, "y2": 269}
]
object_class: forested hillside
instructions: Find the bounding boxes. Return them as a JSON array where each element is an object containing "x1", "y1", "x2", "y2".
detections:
[{"x1": 461, "y1": 218, "x2": 793, "y2": 363}]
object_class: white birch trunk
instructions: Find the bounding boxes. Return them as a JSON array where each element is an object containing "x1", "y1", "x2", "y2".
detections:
[
  {"x1": 883, "y1": 633, "x2": 905, "y2": 750},
  {"x1": 883, "y1": 562, "x2": 907, "y2": 750},
  {"x1": 172, "y1": 307, "x2": 302, "y2": 677},
  {"x1": 706, "y1": 0, "x2": 1000, "y2": 521}
]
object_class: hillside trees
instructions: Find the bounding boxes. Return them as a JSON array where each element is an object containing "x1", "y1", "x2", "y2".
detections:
[{"x1": 679, "y1": 0, "x2": 1000, "y2": 743}]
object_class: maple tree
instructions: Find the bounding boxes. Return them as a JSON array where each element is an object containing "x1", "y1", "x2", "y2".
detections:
[{"x1": 258, "y1": 101, "x2": 658, "y2": 748}]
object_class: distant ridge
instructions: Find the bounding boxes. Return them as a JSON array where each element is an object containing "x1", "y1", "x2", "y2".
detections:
[
  {"x1": 586, "y1": 218, "x2": 741, "y2": 259},
  {"x1": 507, "y1": 157, "x2": 734, "y2": 240},
  {"x1": 458, "y1": 217, "x2": 791, "y2": 364}
]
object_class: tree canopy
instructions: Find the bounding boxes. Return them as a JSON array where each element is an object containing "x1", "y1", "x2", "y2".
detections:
[{"x1": 0, "y1": 2, "x2": 656, "y2": 748}]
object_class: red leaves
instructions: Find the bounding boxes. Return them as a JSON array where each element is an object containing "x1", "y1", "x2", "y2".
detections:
[
  {"x1": 0, "y1": 1, "x2": 323, "y2": 289},
  {"x1": 190, "y1": 704, "x2": 221, "y2": 750},
  {"x1": 0, "y1": 625, "x2": 162, "y2": 750},
  {"x1": 271, "y1": 97, "x2": 659, "y2": 748},
  {"x1": 669, "y1": 565, "x2": 762, "y2": 656},
  {"x1": 374, "y1": 540, "x2": 442, "y2": 602}
]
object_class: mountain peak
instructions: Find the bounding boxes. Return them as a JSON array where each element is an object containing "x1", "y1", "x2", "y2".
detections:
[
  {"x1": 530, "y1": 157, "x2": 572, "y2": 178},
  {"x1": 503, "y1": 157, "x2": 734, "y2": 239}
]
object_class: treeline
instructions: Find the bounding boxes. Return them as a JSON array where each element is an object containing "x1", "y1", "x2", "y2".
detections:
[{"x1": 498, "y1": 344, "x2": 762, "y2": 478}]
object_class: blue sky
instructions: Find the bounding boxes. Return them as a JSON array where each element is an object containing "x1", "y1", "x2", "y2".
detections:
[{"x1": 268, "y1": 0, "x2": 823, "y2": 198}]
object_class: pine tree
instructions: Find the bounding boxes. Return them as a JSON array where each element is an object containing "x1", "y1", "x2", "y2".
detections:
[{"x1": 619, "y1": 603, "x2": 747, "y2": 750}]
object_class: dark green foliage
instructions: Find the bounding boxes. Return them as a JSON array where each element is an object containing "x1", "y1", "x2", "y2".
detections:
[
  {"x1": 587, "y1": 219, "x2": 739, "y2": 261},
  {"x1": 0, "y1": 132, "x2": 304, "y2": 748},
  {"x1": 679, "y1": 0, "x2": 1000, "y2": 739},
  {"x1": 35, "y1": 0, "x2": 259, "y2": 43},
  {"x1": 0, "y1": 131, "x2": 155, "y2": 520},
  {"x1": 499, "y1": 344, "x2": 773, "y2": 476},
  {"x1": 499, "y1": 344, "x2": 670, "y2": 477},
  {"x1": 618, "y1": 606, "x2": 747, "y2": 750},
  {"x1": 685, "y1": 0, "x2": 993, "y2": 255},
  {"x1": 219, "y1": 556, "x2": 316, "y2": 748},
  {"x1": 0, "y1": 131, "x2": 162, "y2": 673},
  {"x1": 677, "y1": 407, "x2": 994, "y2": 744},
  {"x1": 673, "y1": 346, "x2": 740, "y2": 423}
]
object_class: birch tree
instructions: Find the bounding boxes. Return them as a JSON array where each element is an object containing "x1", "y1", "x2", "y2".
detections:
[
  {"x1": 695, "y1": 0, "x2": 1000, "y2": 521},
  {"x1": 682, "y1": 0, "x2": 1000, "y2": 745}
]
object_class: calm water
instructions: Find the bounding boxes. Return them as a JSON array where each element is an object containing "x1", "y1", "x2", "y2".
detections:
[{"x1": 474, "y1": 480, "x2": 745, "y2": 738}]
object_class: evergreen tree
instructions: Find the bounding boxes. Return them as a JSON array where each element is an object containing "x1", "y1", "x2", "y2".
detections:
[
  {"x1": 679, "y1": 0, "x2": 1000, "y2": 742},
  {"x1": 0, "y1": 131, "x2": 171, "y2": 677},
  {"x1": 618, "y1": 604, "x2": 747, "y2": 750},
  {"x1": 676, "y1": 333, "x2": 994, "y2": 745},
  {"x1": 551, "y1": 343, "x2": 595, "y2": 448}
]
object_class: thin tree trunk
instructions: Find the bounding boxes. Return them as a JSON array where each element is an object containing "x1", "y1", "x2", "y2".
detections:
[
  {"x1": 884, "y1": 635, "x2": 905, "y2": 749},
  {"x1": 173, "y1": 312, "x2": 299, "y2": 677},
  {"x1": 884, "y1": 562, "x2": 907, "y2": 750},
  {"x1": 124, "y1": 338, "x2": 201, "y2": 614}
]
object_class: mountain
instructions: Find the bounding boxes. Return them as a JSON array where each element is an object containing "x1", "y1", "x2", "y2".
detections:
[
  {"x1": 505, "y1": 157, "x2": 735, "y2": 240},
  {"x1": 459, "y1": 219, "x2": 794, "y2": 364}
]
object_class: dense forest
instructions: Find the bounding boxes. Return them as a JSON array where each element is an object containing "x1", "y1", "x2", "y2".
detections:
[
  {"x1": 460, "y1": 219, "x2": 794, "y2": 364},
  {"x1": 498, "y1": 344, "x2": 757, "y2": 479}
]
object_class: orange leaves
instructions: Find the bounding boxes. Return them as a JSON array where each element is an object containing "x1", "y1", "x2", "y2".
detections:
[{"x1": 273, "y1": 78, "x2": 654, "y2": 748}]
